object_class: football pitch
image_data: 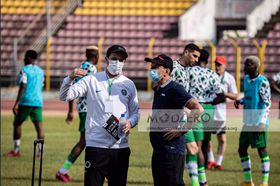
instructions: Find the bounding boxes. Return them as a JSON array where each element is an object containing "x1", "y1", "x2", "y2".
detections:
[{"x1": 1, "y1": 115, "x2": 280, "y2": 186}]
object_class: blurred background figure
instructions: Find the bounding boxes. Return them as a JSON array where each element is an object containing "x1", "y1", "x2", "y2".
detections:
[
  {"x1": 207, "y1": 56, "x2": 238, "y2": 170},
  {"x1": 269, "y1": 72, "x2": 280, "y2": 119},
  {"x1": 3, "y1": 50, "x2": 45, "y2": 158},
  {"x1": 56, "y1": 46, "x2": 99, "y2": 182}
]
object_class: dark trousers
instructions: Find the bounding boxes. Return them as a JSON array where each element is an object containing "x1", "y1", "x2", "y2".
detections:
[
  {"x1": 84, "y1": 147, "x2": 130, "y2": 186},
  {"x1": 152, "y1": 152, "x2": 185, "y2": 186}
]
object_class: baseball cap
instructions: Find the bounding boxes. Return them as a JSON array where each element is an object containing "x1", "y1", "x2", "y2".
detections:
[
  {"x1": 215, "y1": 56, "x2": 227, "y2": 64},
  {"x1": 106, "y1": 45, "x2": 128, "y2": 58},
  {"x1": 145, "y1": 54, "x2": 173, "y2": 72}
]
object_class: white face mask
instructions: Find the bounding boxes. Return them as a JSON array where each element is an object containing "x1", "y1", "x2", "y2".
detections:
[{"x1": 107, "y1": 60, "x2": 124, "y2": 75}]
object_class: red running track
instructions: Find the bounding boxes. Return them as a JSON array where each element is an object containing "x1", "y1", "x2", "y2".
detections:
[{"x1": 1, "y1": 99, "x2": 278, "y2": 117}]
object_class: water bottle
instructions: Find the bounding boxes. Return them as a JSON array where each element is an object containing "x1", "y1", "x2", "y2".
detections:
[{"x1": 118, "y1": 114, "x2": 126, "y2": 138}]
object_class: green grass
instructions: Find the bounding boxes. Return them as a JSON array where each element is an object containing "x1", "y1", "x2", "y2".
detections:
[{"x1": 1, "y1": 115, "x2": 280, "y2": 186}]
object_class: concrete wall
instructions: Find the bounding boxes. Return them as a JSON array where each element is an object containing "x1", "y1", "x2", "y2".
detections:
[
  {"x1": 216, "y1": 0, "x2": 261, "y2": 19},
  {"x1": 179, "y1": 0, "x2": 263, "y2": 41},
  {"x1": 179, "y1": 0, "x2": 216, "y2": 41},
  {"x1": 247, "y1": 0, "x2": 280, "y2": 37}
]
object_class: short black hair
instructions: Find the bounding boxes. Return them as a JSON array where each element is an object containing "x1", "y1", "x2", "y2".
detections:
[
  {"x1": 199, "y1": 49, "x2": 209, "y2": 62},
  {"x1": 184, "y1": 43, "x2": 201, "y2": 53},
  {"x1": 25, "y1": 50, "x2": 37, "y2": 60}
]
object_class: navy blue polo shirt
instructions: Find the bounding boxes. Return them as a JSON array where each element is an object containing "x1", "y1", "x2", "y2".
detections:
[{"x1": 149, "y1": 79, "x2": 193, "y2": 155}]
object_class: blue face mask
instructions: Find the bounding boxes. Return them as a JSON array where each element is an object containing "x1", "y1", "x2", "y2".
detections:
[{"x1": 148, "y1": 69, "x2": 162, "y2": 83}]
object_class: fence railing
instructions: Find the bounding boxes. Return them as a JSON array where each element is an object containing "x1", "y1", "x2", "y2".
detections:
[{"x1": 12, "y1": 0, "x2": 80, "y2": 84}]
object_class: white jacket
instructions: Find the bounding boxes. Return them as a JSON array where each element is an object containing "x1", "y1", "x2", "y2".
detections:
[{"x1": 59, "y1": 71, "x2": 139, "y2": 149}]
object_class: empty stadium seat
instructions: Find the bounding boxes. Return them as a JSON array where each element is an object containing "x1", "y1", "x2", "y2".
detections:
[
  {"x1": 73, "y1": 0, "x2": 197, "y2": 16},
  {"x1": 4, "y1": 0, "x2": 278, "y2": 85},
  {"x1": 275, "y1": 23, "x2": 280, "y2": 30}
]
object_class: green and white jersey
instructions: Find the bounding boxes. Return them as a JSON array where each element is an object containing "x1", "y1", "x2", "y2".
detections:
[
  {"x1": 171, "y1": 60, "x2": 189, "y2": 92},
  {"x1": 73, "y1": 61, "x2": 97, "y2": 113},
  {"x1": 273, "y1": 72, "x2": 280, "y2": 84},
  {"x1": 188, "y1": 66, "x2": 222, "y2": 103}
]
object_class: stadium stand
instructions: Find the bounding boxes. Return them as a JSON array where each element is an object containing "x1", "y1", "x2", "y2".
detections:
[
  {"x1": 1, "y1": 0, "x2": 279, "y2": 90},
  {"x1": 1, "y1": 0, "x2": 198, "y2": 89},
  {"x1": 216, "y1": 20, "x2": 280, "y2": 80}
]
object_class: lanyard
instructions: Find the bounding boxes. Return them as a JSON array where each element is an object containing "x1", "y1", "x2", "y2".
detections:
[
  {"x1": 106, "y1": 76, "x2": 114, "y2": 96},
  {"x1": 220, "y1": 73, "x2": 225, "y2": 84}
]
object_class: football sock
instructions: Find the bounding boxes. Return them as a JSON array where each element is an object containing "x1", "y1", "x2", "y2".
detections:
[
  {"x1": 240, "y1": 153, "x2": 252, "y2": 182},
  {"x1": 59, "y1": 154, "x2": 77, "y2": 175},
  {"x1": 198, "y1": 164, "x2": 207, "y2": 184},
  {"x1": 216, "y1": 155, "x2": 223, "y2": 166},
  {"x1": 208, "y1": 151, "x2": 214, "y2": 162},
  {"x1": 13, "y1": 139, "x2": 20, "y2": 153},
  {"x1": 260, "y1": 153, "x2": 270, "y2": 184},
  {"x1": 186, "y1": 154, "x2": 199, "y2": 186}
]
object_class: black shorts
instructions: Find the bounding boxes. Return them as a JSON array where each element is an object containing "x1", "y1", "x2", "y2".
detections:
[
  {"x1": 212, "y1": 120, "x2": 226, "y2": 135},
  {"x1": 152, "y1": 153, "x2": 185, "y2": 186},
  {"x1": 84, "y1": 147, "x2": 130, "y2": 186}
]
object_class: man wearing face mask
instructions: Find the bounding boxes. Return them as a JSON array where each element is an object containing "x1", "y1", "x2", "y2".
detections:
[
  {"x1": 59, "y1": 45, "x2": 139, "y2": 186},
  {"x1": 56, "y1": 46, "x2": 99, "y2": 182},
  {"x1": 146, "y1": 54, "x2": 204, "y2": 186}
]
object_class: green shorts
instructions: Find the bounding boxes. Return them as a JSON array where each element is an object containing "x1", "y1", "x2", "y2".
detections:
[
  {"x1": 184, "y1": 104, "x2": 214, "y2": 143},
  {"x1": 201, "y1": 104, "x2": 214, "y2": 141},
  {"x1": 185, "y1": 129, "x2": 195, "y2": 143},
  {"x1": 197, "y1": 104, "x2": 214, "y2": 141},
  {"x1": 15, "y1": 105, "x2": 42, "y2": 121},
  {"x1": 192, "y1": 122, "x2": 204, "y2": 141},
  {"x1": 239, "y1": 125, "x2": 268, "y2": 149},
  {"x1": 79, "y1": 112, "x2": 87, "y2": 132}
]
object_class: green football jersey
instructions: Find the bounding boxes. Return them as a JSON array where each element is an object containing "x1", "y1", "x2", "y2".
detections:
[
  {"x1": 171, "y1": 60, "x2": 190, "y2": 92},
  {"x1": 188, "y1": 66, "x2": 222, "y2": 103}
]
